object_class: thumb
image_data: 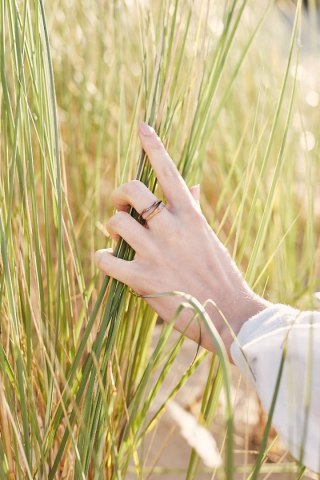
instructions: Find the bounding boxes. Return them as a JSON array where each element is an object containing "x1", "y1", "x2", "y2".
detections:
[{"x1": 189, "y1": 184, "x2": 201, "y2": 205}]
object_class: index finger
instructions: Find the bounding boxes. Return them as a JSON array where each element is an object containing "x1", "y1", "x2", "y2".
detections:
[{"x1": 138, "y1": 123, "x2": 192, "y2": 208}]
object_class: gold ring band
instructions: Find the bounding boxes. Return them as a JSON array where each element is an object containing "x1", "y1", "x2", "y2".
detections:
[
  {"x1": 139, "y1": 200, "x2": 165, "y2": 227},
  {"x1": 139, "y1": 200, "x2": 162, "y2": 220},
  {"x1": 144, "y1": 202, "x2": 165, "y2": 223}
]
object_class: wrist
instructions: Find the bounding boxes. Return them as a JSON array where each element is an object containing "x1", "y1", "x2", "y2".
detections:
[
  {"x1": 202, "y1": 287, "x2": 271, "y2": 358},
  {"x1": 222, "y1": 289, "x2": 271, "y2": 357}
]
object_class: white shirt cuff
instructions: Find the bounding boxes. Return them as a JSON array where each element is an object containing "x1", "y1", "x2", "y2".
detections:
[{"x1": 230, "y1": 304, "x2": 320, "y2": 472}]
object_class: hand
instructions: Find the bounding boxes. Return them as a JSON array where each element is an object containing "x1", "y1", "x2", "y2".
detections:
[{"x1": 94, "y1": 123, "x2": 270, "y2": 356}]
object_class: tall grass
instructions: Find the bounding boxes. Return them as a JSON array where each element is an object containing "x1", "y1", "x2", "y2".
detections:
[{"x1": 0, "y1": 0, "x2": 319, "y2": 478}]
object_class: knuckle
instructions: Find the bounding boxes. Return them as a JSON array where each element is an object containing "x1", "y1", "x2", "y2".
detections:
[
  {"x1": 130, "y1": 179, "x2": 144, "y2": 195},
  {"x1": 122, "y1": 179, "x2": 144, "y2": 197},
  {"x1": 161, "y1": 165, "x2": 177, "y2": 185},
  {"x1": 150, "y1": 135, "x2": 164, "y2": 152},
  {"x1": 180, "y1": 204, "x2": 204, "y2": 224},
  {"x1": 160, "y1": 159, "x2": 175, "y2": 179},
  {"x1": 131, "y1": 179, "x2": 143, "y2": 189}
]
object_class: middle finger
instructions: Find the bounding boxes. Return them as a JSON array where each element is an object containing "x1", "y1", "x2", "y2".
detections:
[{"x1": 111, "y1": 180, "x2": 169, "y2": 226}]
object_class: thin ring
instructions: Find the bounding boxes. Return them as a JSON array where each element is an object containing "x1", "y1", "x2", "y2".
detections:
[
  {"x1": 139, "y1": 200, "x2": 162, "y2": 220},
  {"x1": 138, "y1": 199, "x2": 166, "y2": 228},
  {"x1": 144, "y1": 202, "x2": 165, "y2": 223}
]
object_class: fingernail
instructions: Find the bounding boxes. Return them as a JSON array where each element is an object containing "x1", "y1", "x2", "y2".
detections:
[
  {"x1": 139, "y1": 122, "x2": 155, "y2": 136},
  {"x1": 94, "y1": 250, "x2": 105, "y2": 267},
  {"x1": 190, "y1": 184, "x2": 200, "y2": 194}
]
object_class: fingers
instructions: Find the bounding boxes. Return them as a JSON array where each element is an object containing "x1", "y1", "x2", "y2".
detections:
[
  {"x1": 107, "y1": 211, "x2": 150, "y2": 252},
  {"x1": 94, "y1": 248, "x2": 137, "y2": 286},
  {"x1": 138, "y1": 123, "x2": 192, "y2": 209},
  {"x1": 112, "y1": 180, "x2": 158, "y2": 216},
  {"x1": 111, "y1": 181, "x2": 169, "y2": 230}
]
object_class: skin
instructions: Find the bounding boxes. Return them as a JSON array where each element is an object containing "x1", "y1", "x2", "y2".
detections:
[{"x1": 94, "y1": 122, "x2": 271, "y2": 358}]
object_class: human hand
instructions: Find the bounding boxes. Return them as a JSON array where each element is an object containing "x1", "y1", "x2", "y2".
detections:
[{"x1": 94, "y1": 123, "x2": 270, "y2": 355}]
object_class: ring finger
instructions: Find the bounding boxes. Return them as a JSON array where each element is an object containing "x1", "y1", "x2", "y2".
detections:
[{"x1": 111, "y1": 180, "x2": 169, "y2": 226}]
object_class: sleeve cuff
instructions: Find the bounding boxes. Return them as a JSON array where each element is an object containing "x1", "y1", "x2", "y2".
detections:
[
  {"x1": 230, "y1": 303, "x2": 320, "y2": 472},
  {"x1": 230, "y1": 303, "x2": 299, "y2": 383}
]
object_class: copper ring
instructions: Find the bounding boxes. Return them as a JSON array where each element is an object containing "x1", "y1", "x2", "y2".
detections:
[
  {"x1": 139, "y1": 200, "x2": 165, "y2": 226},
  {"x1": 144, "y1": 202, "x2": 165, "y2": 223}
]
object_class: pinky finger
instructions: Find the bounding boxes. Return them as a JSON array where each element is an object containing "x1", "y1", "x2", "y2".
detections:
[{"x1": 94, "y1": 248, "x2": 137, "y2": 286}]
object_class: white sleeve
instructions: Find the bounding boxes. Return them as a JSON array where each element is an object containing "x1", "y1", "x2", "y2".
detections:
[{"x1": 230, "y1": 304, "x2": 320, "y2": 472}]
